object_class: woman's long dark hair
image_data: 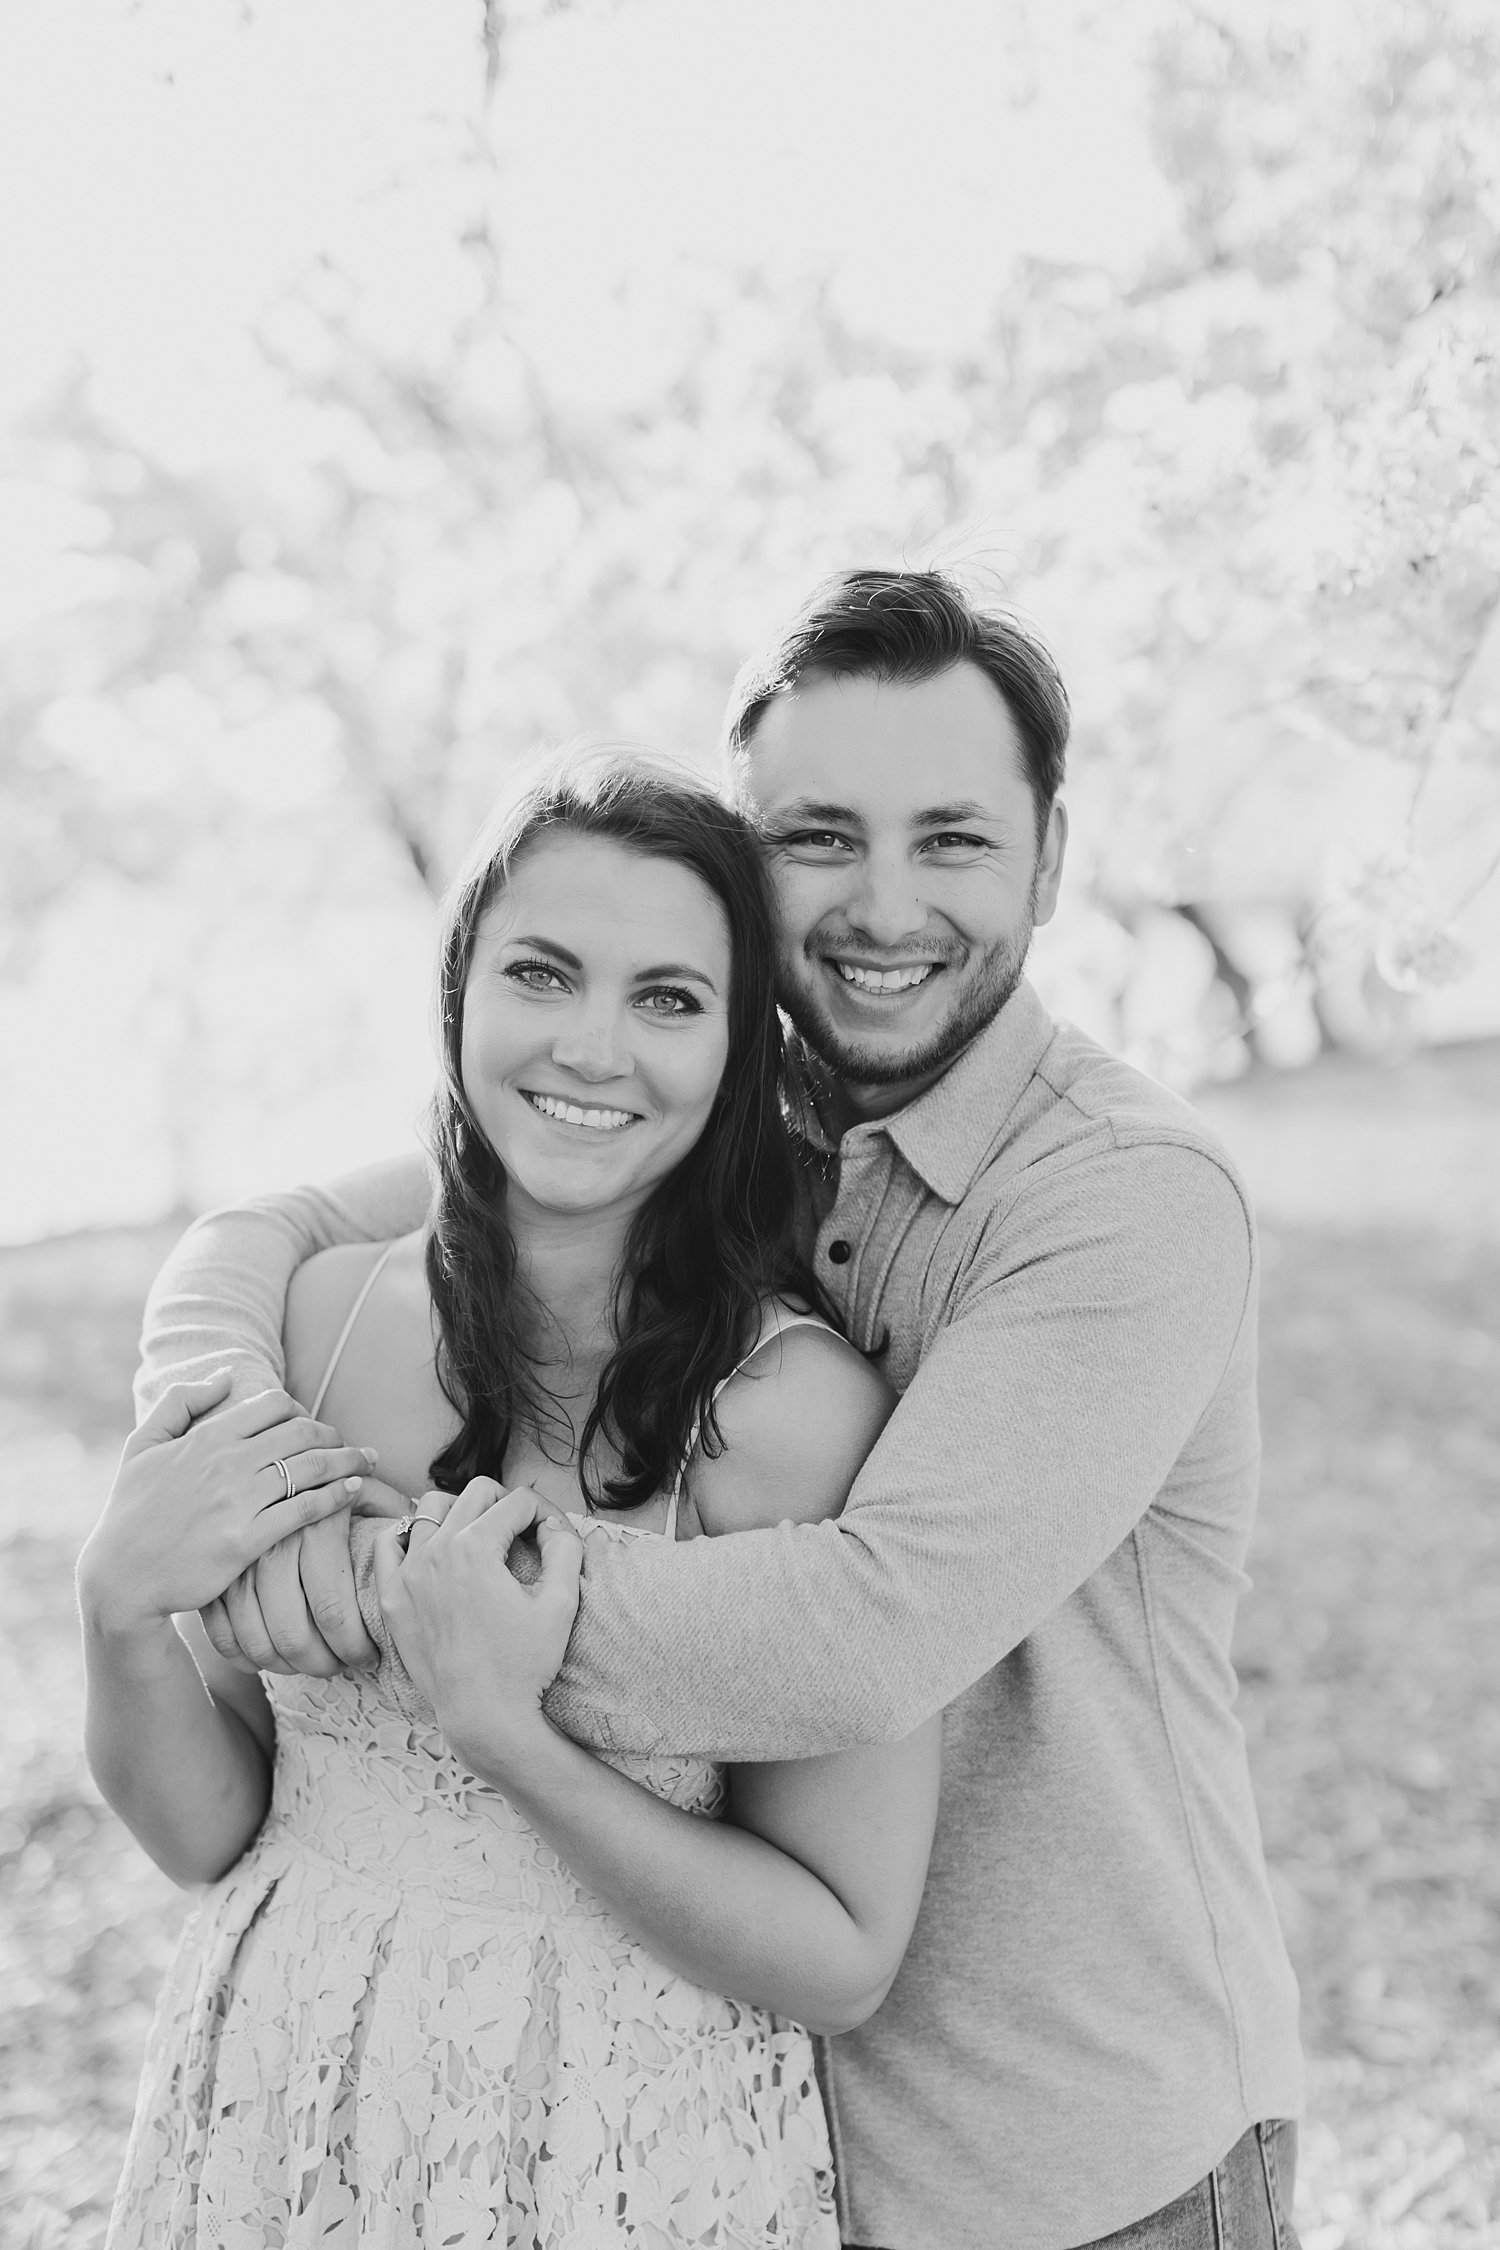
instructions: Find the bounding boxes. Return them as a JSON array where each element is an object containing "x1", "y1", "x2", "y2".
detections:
[{"x1": 424, "y1": 748, "x2": 825, "y2": 1509}]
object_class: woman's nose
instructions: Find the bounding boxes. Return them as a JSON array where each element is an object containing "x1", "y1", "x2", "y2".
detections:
[{"x1": 549, "y1": 1008, "x2": 628, "y2": 1081}]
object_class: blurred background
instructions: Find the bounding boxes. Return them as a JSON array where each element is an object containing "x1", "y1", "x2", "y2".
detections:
[{"x1": 0, "y1": 1, "x2": 1496, "y2": 2243}]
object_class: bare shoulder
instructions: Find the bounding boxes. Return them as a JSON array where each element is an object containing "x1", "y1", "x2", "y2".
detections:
[
  {"x1": 691, "y1": 1321, "x2": 896, "y2": 1538},
  {"x1": 284, "y1": 1235, "x2": 422, "y2": 1408}
]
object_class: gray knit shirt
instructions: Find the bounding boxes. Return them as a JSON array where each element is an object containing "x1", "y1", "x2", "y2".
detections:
[{"x1": 136, "y1": 980, "x2": 1303, "y2": 2249}]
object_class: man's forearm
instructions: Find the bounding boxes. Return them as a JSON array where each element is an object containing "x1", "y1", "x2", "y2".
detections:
[
  {"x1": 135, "y1": 1155, "x2": 431, "y2": 1417},
  {"x1": 544, "y1": 1146, "x2": 1256, "y2": 1766}
]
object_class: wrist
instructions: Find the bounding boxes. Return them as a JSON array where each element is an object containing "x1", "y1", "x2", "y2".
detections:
[
  {"x1": 442, "y1": 1695, "x2": 557, "y2": 1787},
  {"x1": 76, "y1": 1545, "x2": 154, "y2": 1638},
  {"x1": 77, "y1": 1590, "x2": 183, "y2": 1667}
]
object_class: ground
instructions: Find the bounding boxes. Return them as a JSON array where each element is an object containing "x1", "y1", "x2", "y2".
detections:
[{"x1": 0, "y1": 1042, "x2": 1496, "y2": 2248}]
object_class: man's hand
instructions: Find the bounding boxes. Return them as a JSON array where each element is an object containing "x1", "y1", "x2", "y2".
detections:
[{"x1": 200, "y1": 1475, "x2": 410, "y2": 1676}]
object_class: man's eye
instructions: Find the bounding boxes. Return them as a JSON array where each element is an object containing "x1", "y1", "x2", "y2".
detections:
[
  {"x1": 924, "y1": 833, "x2": 991, "y2": 852},
  {"x1": 505, "y1": 958, "x2": 568, "y2": 990},
  {"x1": 785, "y1": 830, "x2": 855, "y2": 852},
  {"x1": 637, "y1": 986, "x2": 700, "y2": 1017}
]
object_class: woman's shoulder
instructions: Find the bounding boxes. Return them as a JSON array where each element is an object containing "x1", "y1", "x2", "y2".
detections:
[
  {"x1": 284, "y1": 1235, "x2": 425, "y2": 1404},
  {"x1": 688, "y1": 1306, "x2": 896, "y2": 1539}
]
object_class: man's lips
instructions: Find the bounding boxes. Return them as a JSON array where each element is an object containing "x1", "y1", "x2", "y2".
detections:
[{"x1": 821, "y1": 959, "x2": 944, "y2": 995}]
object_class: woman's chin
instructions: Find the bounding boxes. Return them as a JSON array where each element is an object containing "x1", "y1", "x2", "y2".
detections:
[{"x1": 502, "y1": 1154, "x2": 657, "y2": 1224}]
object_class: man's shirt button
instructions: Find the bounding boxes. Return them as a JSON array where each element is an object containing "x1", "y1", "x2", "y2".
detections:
[{"x1": 828, "y1": 1240, "x2": 852, "y2": 1265}]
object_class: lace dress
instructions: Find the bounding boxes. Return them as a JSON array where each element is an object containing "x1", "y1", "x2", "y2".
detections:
[{"x1": 106, "y1": 1293, "x2": 839, "y2": 2249}]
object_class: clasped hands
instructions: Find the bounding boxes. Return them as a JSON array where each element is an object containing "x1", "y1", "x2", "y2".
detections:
[
  {"x1": 90, "y1": 1374, "x2": 583, "y2": 1763},
  {"x1": 161, "y1": 1388, "x2": 585, "y2": 1762}
]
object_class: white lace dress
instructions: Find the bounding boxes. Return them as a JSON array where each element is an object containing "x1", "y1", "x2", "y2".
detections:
[{"x1": 107, "y1": 1304, "x2": 840, "y2": 2248}]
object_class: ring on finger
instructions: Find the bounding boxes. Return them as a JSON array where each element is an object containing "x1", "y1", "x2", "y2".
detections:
[
  {"x1": 395, "y1": 1508, "x2": 444, "y2": 1551},
  {"x1": 272, "y1": 1456, "x2": 297, "y2": 1502}
]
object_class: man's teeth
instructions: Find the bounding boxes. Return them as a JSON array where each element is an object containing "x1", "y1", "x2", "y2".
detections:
[
  {"x1": 834, "y1": 962, "x2": 937, "y2": 993},
  {"x1": 525, "y1": 1093, "x2": 637, "y2": 1131}
]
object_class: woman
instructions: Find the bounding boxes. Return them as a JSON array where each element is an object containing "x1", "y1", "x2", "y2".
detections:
[{"x1": 80, "y1": 753, "x2": 942, "y2": 2248}]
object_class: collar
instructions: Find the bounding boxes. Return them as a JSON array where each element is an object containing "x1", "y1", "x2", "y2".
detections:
[{"x1": 871, "y1": 980, "x2": 1057, "y2": 1204}]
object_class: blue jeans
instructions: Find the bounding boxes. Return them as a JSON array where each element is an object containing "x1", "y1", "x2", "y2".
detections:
[{"x1": 846, "y1": 2119, "x2": 1301, "y2": 2250}]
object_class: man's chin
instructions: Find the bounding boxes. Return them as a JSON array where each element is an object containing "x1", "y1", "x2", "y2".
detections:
[
  {"x1": 785, "y1": 984, "x2": 1017, "y2": 1090},
  {"x1": 782, "y1": 946, "x2": 1033, "y2": 1093}
]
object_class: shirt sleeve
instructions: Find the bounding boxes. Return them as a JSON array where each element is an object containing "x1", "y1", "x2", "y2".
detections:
[
  {"x1": 133, "y1": 1154, "x2": 433, "y2": 1419},
  {"x1": 544, "y1": 1140, "x2": 1256, "y2": 1761}
]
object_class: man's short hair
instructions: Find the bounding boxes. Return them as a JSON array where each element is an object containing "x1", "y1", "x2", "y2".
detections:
[{"x1": 723, "y1": 568, "x2": 1070, "y2": 843}]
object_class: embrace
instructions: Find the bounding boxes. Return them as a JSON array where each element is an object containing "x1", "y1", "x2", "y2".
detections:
[{"x1": 80, "y1": 570, "x2": 1304, "y2": 2249}]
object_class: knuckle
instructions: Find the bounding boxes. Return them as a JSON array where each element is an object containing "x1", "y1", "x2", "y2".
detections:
[
  {"x1": 299, "y1": 1450, "x2": 328, "y2": 1486},
  {"x1": 310, "y1": 1592, "x2": 353, "y2": 1637}
]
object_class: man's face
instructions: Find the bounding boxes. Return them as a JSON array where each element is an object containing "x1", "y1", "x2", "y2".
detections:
[{"x1": 744, "y1": 663, "x2": 1067, "y2": 1120}]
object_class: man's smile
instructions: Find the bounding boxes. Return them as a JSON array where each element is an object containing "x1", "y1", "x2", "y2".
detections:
[{"x1": 830, "y1": 960, "x2": 941, "y2": 995}]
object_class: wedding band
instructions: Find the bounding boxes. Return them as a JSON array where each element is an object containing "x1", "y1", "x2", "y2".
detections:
[
  {"x1": 410, "y1": 1510, "x2": 446, "y2": 1530},
  {"x1": 272, "y1": 1457, "x2": 296, "y2": 1502}
]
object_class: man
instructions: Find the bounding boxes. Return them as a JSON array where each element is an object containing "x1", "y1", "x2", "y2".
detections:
[{"x1": 135, "y1": 571, "x2": 1304, "y2": 2249}]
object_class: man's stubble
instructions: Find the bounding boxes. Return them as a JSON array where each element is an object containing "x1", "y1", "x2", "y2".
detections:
[{"x1": 776, "y1": 873, "x2": 1041, "y2": 1091}]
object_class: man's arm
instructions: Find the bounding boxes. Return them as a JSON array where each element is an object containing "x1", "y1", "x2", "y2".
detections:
[
  {"x1": 544, "y1": 1141, "x2": 1256, "y2": 1763},
  {"x1": 134, "y1": 1155, "x2": 432, "y2": 1416}
]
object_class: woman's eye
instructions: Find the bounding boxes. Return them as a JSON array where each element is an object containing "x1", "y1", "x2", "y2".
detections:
[
  {"x1": 505, "y1": 958, "x2": 568, "y2": 991},
  {"x1": 637, "y1": 986, "x2": 700, "y2": 1017}
]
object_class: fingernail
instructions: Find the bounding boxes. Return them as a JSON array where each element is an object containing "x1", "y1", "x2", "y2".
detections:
[
  {"x1": 345, "y1": 1477, "x2": 363, "y2": 1494},
  {"x1": 362, "y1": 1447, "x2": 379, "y2": 1466}
]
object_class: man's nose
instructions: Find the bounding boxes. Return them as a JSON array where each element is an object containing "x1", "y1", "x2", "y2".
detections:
[
  {"x1": 550, "y1": 1006, "x2": 628, "y2": 1080},
  {"x1": 844, "y1": 851, "x2": 928, "y2": 948}
]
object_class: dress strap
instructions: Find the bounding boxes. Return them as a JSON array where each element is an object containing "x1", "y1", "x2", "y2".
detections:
[
  {"x1": 664, "y1": 1301, "x2": 834, "y2": 1540},
  {"x1": 309, "y1": 1242, "x2": 401, "y2": 1417}
]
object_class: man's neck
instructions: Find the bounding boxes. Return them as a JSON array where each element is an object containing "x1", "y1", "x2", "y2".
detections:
[{"x1": 820, "y1": 1056, "x2": 957, "y2": 1135}]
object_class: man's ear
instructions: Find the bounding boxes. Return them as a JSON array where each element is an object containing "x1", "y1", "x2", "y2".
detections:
[{"x1": 1032, "y1": 799, "x2": 1068, "y2": 928}]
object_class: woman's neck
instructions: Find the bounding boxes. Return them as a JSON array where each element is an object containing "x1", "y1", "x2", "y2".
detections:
[{"x1": 504, "y1": 1195, "x2": 637, "y2": 1387}]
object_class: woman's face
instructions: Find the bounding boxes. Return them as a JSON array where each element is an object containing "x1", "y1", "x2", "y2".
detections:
[{"x1": 461, "y1": 830, "x2": 734, "y2": 1225}]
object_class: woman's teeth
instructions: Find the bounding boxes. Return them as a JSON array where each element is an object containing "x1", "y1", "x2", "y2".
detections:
[
  {"x1": 525, "y1": 1092, "x2": 637, "y2": 1131},
  {"x1": 834, "y1": 962, "x2": 937, "y2": 993}
]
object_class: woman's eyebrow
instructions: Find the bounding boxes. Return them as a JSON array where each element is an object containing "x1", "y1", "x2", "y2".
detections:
[
  {"x1": 633, "y1": 962, "x2": 720, "y2": 992},
  {"x1": 506, "y1": 933, "x2": 582, "y2": 968}
]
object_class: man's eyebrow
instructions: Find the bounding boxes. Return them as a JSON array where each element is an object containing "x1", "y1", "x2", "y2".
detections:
[
  {"x1": 764, "y1": 798, "x2": 864, "y2": 828},
  {"x1": 911, "y1": 800, "x2": 1004, "y2": 827}
]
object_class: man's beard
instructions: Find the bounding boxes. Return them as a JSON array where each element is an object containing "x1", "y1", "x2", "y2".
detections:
[{"x1": 779, "y1": 883, "x2": 1040, "y2": 1090}]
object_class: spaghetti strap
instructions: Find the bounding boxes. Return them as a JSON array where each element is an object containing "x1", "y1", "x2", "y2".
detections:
[
  {"x1": 664, "y1": 1301, "x2": 834, "y2": 1538},
  {"x1": 309, "y1": 1242, "x2": 401, "y2": 1417}
]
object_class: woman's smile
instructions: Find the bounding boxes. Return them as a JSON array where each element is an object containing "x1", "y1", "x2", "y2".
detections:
[{"x1": 516, "y1": 1087, "x2": 644, "y2": 1133}]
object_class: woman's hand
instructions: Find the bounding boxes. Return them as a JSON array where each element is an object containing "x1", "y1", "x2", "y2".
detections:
[
  {"x1": 77, "y1": 1373, "x2": 374, "y2": 1640},
  {"x1": 372, "y1": 1480, "x2": 583, "y2": 1772},
  {"x1": 199, "y1": 1474, "x2": 411, "y2": 1680}
]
